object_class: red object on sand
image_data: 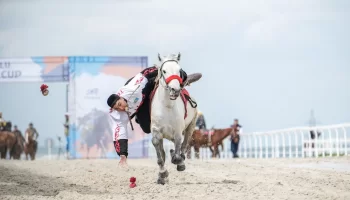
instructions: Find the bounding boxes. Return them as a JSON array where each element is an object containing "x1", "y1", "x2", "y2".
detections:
[{"x1": 129, "y1": 177, "x2": 136, "y2": 188}]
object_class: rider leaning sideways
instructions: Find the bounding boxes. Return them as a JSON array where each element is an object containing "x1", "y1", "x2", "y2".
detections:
[{"x1": 107, "y1": 59, "x2": 201, "y2": 166}]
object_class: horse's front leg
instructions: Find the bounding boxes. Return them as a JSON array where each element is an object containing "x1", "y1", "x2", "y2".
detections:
[
  {"x1": 170, "y1": 131, "x2": 183, "y2": 166},
  {"x1": 152, "y1": 129, "x2": 168, "y2": 185}
]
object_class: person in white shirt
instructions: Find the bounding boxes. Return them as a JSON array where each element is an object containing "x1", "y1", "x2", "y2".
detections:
[{"x1": 107, "y1": 66, "x2": 201, "y2": 165}]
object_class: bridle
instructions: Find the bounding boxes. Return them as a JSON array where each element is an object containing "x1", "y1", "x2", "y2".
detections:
[{"x1": 158, "y1": 60, "x2": 185, "y2": 90}]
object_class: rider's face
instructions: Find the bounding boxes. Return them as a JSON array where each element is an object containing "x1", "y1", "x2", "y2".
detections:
[{"x1": 113, "y1": 98, "x2": 128, "y2": 112}]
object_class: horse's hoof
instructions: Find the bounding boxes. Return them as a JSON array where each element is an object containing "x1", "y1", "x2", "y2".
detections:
[
  {"x1": 157, "y1": 178, "x2": 166, "y2": 185},
  {"x1": 158, "y1": 170, "x2": 169, "y2": 179},
  {"x1": 177, "y1": 164, "x2": 186, "y2": 171},
  {"x1": 180, "y1": 153, "x2": 186, "y2": 161},
  {"x1": 171, "y1": 154, "x2": 182, "y2": 165}
]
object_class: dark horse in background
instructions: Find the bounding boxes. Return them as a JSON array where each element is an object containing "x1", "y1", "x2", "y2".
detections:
[
  {"x1": 11, "y1": 131, "x2": 25, "y2": 160},
  {"x1": 78, "y1": 109, "x2": 112, "y2": 159},
  {"x1": 0, "y1": 121, "x2": 18, "y2": 159}
]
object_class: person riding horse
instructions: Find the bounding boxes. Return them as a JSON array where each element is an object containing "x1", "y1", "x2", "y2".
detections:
[
  {"x1": 107, "y1": 61, "x2": 202, "y2": 166},
  {"x1": 196, "y1": 110, "x2": 207, "y2": 132},
  {"x1": 0, "y1": 112, "x2": 7, "y2": 131},
  {"x1": 25, "y1": 123, "x2": 39, "y2": 150},
  {"x1": 13, "y1": 125, "x2": 25, "y2": 143}
]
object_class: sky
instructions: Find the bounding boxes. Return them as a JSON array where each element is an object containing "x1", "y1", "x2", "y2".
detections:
[{"x1": 0, "y1": 0, "x2": 349, "y2": 145}]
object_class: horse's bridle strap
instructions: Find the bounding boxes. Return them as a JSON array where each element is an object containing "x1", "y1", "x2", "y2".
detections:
[{"x1": 165, "y1": 75, "x2": 183, "y2": 85}]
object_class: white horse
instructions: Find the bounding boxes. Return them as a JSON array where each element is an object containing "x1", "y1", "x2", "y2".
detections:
[{"x1": 151, "y1": 53, "x2": 198, "y2": 184}]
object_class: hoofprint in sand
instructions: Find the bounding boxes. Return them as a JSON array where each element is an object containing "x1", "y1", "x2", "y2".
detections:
[{"x1": 1, "y1": 157, "x2": 349, "y2": 200}]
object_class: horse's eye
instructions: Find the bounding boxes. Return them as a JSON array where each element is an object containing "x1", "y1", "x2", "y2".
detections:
[{"x1": 162, "y1": 70, "x2": 166, "y2": 74}]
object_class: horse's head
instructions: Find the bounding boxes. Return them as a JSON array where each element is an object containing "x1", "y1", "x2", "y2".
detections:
[{"x1": 157, "y1": 53, "x2": 183, "y2": 100}]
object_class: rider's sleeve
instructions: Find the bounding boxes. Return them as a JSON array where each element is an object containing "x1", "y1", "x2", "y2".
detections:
[
  {"x1": 110, "y1": 112, "x2": 129, "y2": 157},
  {"x1": 117, "y1": 73, "x2": 147, "y2": 102}
]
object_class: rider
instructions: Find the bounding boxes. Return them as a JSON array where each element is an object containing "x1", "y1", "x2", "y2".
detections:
[
  {"x1": 63, "y1": 113, "x2": 70, "y2": 158},
  {"x1": 0, "y1": 112, "x2": 6, "y2": 131},
  {"x1": 107, "y1": 65, "x2": 202, "y2": 165},
  {"x1": 25, "y1": 122, "x2": 39, "y2": 150},
  {"x1": 196, "y1": 110, "x2": 207, "y2": 132},
  {"x1": 13, "y1": 125, "x2": 25, "y2": 147}
]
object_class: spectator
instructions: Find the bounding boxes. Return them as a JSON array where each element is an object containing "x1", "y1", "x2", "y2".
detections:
[
  {"x1": 64, "y1": 113, "x2": 70, "y2": 158},
  {"x1": 57, "y1": 136, "x2": 63, "y2": 159},
  {"x1": 231, "y1": 119, "x2": 242, "y2": 158}
]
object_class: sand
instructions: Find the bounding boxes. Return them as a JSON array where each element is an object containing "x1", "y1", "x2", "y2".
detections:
[{"x1": 1, "y1": 157, "x2": 350, "y2": 200}]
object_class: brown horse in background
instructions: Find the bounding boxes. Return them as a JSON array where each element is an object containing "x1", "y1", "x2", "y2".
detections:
[
  {"x1": 187, "y1": 127, "x2": 233, "y2": 159},
  {"x1": 0, "y1": 131, "x2": 17, "y2": 159},
  {"x1": 24, "y1": 137, "x2": 38, "y2": 160}
]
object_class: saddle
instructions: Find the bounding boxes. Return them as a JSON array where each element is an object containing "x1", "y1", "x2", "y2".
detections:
[
  {"x1": 200, "y1": 129, "x2": 214, "y2": 146},
  {"x1": 201, "y1": 129, "x2": 214, "y2": 135}
]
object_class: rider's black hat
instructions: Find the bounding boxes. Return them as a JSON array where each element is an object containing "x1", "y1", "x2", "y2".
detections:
[{"x1": 107, "y1": 94, "x2": 120, "y2": 108}]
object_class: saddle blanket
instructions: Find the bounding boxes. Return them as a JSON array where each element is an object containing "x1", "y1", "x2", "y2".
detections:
[{"x1": 203, "y1": 130, "x2": 214, "y2": 135}]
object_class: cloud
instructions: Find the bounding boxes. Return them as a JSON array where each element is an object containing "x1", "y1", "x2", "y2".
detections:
[
  {"x1": 1, "y1": 0, "x2": 348, "y2": 57},
  {"x1": 241, "y1": 1, "x2": 349, "y2": 48}
]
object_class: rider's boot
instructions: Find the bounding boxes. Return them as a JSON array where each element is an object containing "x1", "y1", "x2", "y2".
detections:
[{"x1": 183, "y1": 73, "x2": 202, "y2": 87}]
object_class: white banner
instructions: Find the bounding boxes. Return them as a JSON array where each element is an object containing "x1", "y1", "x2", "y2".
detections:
[{"x1": 0, "y1": 57, "x2": 69, "y2": 82}]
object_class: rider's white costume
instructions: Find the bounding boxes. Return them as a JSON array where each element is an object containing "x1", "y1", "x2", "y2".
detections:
[{"x1": 109, "y1": 72, "x2": 148, "y2": 141}]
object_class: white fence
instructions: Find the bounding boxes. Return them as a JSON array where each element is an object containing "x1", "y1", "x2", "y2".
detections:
[{"x1": 147, "y1": 123, "x2": 350, "y2": 160}]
